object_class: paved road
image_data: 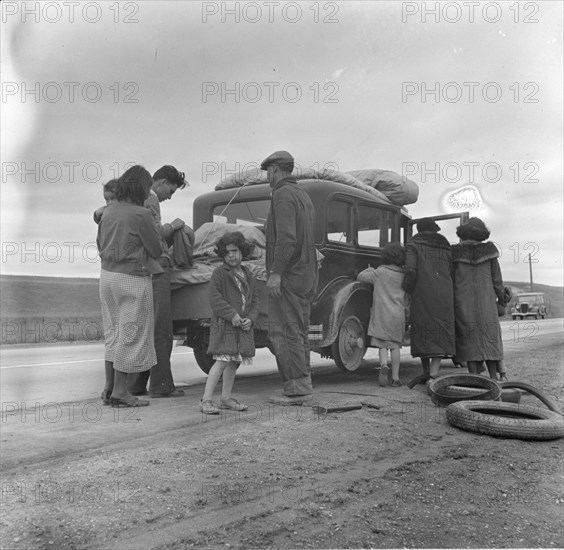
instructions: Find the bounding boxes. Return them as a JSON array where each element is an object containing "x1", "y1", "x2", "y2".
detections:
[{"x1": 1, "y1": 318, "x2": 562, "y2": 408}]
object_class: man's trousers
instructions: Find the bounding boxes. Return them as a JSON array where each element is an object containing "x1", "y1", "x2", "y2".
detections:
[
  {"x1": 127, "y1": 268, "x2": 176, "y2": 396},
  {"x1": 268, "y1": 282, "x2": 314, "y2": 396}
]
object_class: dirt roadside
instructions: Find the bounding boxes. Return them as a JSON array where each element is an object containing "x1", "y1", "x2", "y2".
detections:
[{"x1": 1, "y1": 331, "x2": 563, "y2": 550}]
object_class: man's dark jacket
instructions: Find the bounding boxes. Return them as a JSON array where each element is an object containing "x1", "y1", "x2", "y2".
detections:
[{"x1": 266, "y1": 177, "x2": 317, "y2": 291}]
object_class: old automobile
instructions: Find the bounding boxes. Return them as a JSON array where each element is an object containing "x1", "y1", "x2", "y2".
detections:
[
  {"x1": 171, "y1": 178, "x2": 468, "y2": 373},
  {"x1": 511, "y1": 292, "x2": 550, "y2": 320}
]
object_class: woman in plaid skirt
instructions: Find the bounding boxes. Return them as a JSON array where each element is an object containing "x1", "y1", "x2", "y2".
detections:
[{"x1": 97, "y1": 165, "x2": 163, "y2": 407}]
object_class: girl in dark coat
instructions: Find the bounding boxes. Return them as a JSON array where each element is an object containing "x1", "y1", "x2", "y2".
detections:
[
  {"x1": 451, "y1": 217, "x2": 507, "y2": 379},
  {"x1": 403, "y1": 218, "x2": 455, "y2": 381},
  {"x1": 200, "y1": 232, "x2": 260, "y2": 415}
]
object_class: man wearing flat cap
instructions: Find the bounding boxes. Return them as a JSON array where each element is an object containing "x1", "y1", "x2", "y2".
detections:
[{"x1": 262, "y1": 151, "x2": 317, "y2": 404}]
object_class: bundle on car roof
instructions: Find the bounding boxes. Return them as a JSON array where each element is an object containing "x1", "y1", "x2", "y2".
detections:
[{"x1": 214, "y1": 166, "x2": 419, "y2": 207}]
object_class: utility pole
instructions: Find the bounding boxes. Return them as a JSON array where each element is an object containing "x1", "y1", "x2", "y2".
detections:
[{"x1": 527, "y1": 253, "x2": 534, "y2": 292}]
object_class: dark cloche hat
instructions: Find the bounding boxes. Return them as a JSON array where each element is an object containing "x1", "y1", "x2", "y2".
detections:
[
  {"x1": 463, "y1": 217, "x2": 488, "y2": 232},
  {"x1": 260, "y1": 150, "x2": 295, "y2": 171},
  {"x1": 417, "y1": 218, "x2": 441, "y2": 232}
]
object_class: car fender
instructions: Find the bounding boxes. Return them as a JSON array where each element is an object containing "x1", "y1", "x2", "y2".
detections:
[{"x1": 312, "y1": 277, "x2": 373, "y2": 347}]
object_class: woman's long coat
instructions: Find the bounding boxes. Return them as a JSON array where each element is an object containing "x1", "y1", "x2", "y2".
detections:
[
  {"x1": 403, "y1": 231, "x2": 455, "y2": 357},
  {"x1": 451, "y1": 241, "x2": 505, "y2": 362},
  {"x1": 207, "y1": 264, "x2": 260, "y2": 357}
]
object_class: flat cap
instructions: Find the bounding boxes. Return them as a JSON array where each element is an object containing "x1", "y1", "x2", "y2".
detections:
[
  {"x1": 260, "y1": 150, "x2": 294, "y2": 171},
  {"x1": 417, "y1": 218, "x2": 441, "y2": 232}
]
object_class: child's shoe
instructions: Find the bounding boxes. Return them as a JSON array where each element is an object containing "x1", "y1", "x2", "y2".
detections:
[
  {"x1": 390, "y1": 379, "x2": 402, "y2": 387},
  {"x1": 220, "y1": 397, "x2": 248, "y2": 411},
  {"x1": 378, "y1": 365, "x2": 390, "y2": 386},
  {"x1": 200, "y1": 399, "x2": 220, "y2": 415}
]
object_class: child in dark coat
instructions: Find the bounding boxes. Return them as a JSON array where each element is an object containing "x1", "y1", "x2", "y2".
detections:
[{"x1": 200, "y1": 232, "x2": 260, "y2": 415}]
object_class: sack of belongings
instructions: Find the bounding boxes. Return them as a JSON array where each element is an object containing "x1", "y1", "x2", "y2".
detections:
[
  {"x1": 214, "y1": 166, "x2": 418, "y2": 207},
  {"x1": 346, "y1": 169, "x2": 419, "y2": 206},
  {"x1": 215, "y1": 167, "x2": 391, "y2": 204},
  {"x1": 192, "y1": 222, "x2": 266, "y2": 259}
]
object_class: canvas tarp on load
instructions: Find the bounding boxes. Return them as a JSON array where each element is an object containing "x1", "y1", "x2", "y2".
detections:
[
  {"x1": 214, "y1": 166, "x2": 419, "y2": 206},
  {"x1": 170, "y1": 222, "x2": 268, "y2": 286},
  {"x1": 346, "y1": 169, "x2": 419, "y2": 206},
  {"x1": 170, "y1": 221, "x2": 324, "y2": 287},
  {"x1": 215, "y1": 167, "x2": 392, "y2": 204}
]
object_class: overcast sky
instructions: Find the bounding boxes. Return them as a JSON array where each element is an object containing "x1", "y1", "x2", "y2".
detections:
[{"x1": 2, "y1": 1, "x2": 563, "y2": 286}]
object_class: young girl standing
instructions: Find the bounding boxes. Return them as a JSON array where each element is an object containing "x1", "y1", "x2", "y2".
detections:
[
  {"x1": 357, "y1": 243, "x2": 407, "y2": 387},
  {"x1": 200, "y1": 232, "x2": 260, "y2": 414}
]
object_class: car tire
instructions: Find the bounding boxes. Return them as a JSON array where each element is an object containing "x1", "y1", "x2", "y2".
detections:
[
  {"x1": 446, "y1": 401, "x2": 564, "y2": 440},
  {"x1": 427, "y1": 374, "x2": 502, "y2": 407},
  {"x1": 332, "y1": 315, "x2": 367, "y2": 372}
]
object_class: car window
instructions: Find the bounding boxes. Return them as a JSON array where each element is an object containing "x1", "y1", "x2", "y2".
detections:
[
  {"x1": 212, "y1": 200, "x2": 271, "y2": 230},
  {"x1": 357, "y1": 205, "x2": 392, "y2": 248},
  {"x1": 327, "y1": 200, "x2": 352, "y2": 244}
]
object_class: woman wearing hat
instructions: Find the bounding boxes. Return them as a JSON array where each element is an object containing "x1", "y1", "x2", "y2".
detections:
[
  {"x1": 403, "y1": 218, "x2": 456, "y2": 380},
  {"x1": 451, "y1": 217, "x2": 507, "y2": 379}
]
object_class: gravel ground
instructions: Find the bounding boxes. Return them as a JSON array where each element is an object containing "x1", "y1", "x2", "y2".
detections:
[{"x1": 1, "y1": 334, "x2": 562, "y2": 550}]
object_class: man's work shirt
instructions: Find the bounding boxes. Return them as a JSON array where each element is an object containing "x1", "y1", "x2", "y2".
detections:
[{"x1": 145, "y1": 190, "x2": 175, "y2": 266}]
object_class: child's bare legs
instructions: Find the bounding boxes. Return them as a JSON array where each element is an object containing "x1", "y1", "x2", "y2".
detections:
[
  {"x1": 379, "y1": 348, "x2": 389, "y2": 368},
  {"x1": 390, "y1": 349, "x2": 401, "y2": 381},
  {"x1": 220, "y1": 361, "x2": 240, "y2": 401},
  {"x1": 202, "y1": 360, "x2": 230, "y2": 402},
  {"x1": 202, "y1": 360, "x2": 241, "y2": 402}
]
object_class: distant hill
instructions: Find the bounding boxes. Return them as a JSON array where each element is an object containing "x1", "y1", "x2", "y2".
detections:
[
  {"x1": 1, "y1": 274, "x2": 101, "y2": 317},
  {"x1": 0, "y1": 275, "x2": 102, "y2": 345},
  {"x1": 0, "y1": 274, "x2": 562, "y2": 344}
]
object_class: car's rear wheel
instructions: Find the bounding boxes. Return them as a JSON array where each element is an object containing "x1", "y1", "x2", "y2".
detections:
[{"x1": 332, "y1": 315, "x2": 367, "y2": 372}]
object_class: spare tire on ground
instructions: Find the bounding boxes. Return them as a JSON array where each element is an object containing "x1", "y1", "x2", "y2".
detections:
[
  {"x1": 427, "y1": 374, "x2": 502, "y2": 407},
  {"x1": 446, "y1": 401, "x2": 564, "y2": 440}
]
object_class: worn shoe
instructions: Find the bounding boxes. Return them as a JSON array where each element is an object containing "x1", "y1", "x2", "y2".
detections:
[
  {"x1": 200, "y1": 399, "x2": 220, "y2": 415},
  {"x1": 151, "y1": 389, "x2": 185, "y2": 398},
  {"x1": 101, "y1": 390, "x2": 111, "y2": 406},
  {"x1": 130, "y1": 390, "x2": 148, "y2": 396},
  {"x1": 269, "y1": 394, "x2": 313, "y2": 406},
  {"x1": 110, "y1": 397, "x2": 149, "y2": 408},
  {"x1": 220, "y1": 398, "x2": 248, "y2": 411},
  {"x1": 378, "y1": 365, "x2": 390, "y2": 387},
  {"x1": 390, "y1": 379, "x2": 403, "y2": 387}
]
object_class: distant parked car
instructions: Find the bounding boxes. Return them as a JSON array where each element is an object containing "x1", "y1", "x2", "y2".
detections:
[{"x1": 511, "y1": 292, "x2": 550, "y2": 320}]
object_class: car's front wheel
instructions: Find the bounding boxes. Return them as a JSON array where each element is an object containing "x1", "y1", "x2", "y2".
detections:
[{"x1": 331, "y1": 315, "x2": 367, "y2": 372}]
